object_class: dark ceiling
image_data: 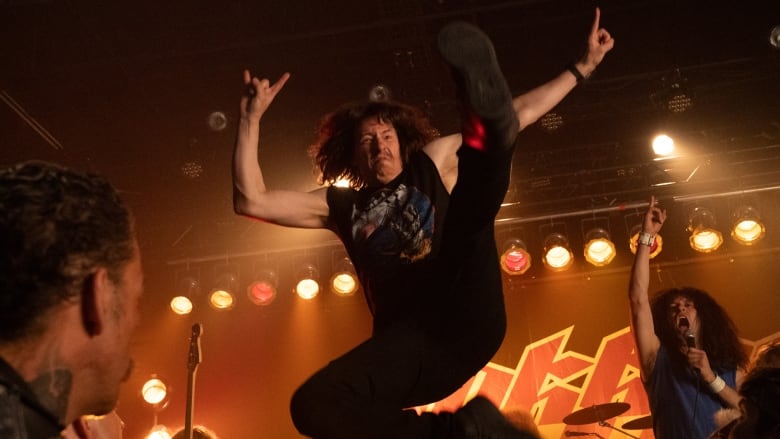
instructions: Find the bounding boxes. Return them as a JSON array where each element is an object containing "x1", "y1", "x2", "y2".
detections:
[
  {"x1": 3, "y1": 1, "x2": 780, "y2": 437},
  {"x1": 3, "y1": 0, "x2": 779, "y2": 264}
]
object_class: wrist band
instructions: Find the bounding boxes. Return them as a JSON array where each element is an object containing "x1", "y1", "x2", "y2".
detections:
[
  {"x1": 567, "y1": 64, "x2": 586, "y2": 83},
  {"x1": 637, "y1": 232, "x2": 655, "y2": 247},
  {"x1": 708, "y1": 375, "x2": 727, "y2": 393}
]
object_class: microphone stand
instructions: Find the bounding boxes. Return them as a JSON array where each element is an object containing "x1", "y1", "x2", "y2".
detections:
[
  {"x1": 591, "y1": 405, "x2": 640, "y2": 439},
  {"x1": 564, "y1": 432, "x2": 606, "y2": 438},
  {"x1": 597, "y1": 419, "x2": 639, "y2": 439}
]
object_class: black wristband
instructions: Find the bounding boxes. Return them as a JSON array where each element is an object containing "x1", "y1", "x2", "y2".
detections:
[{"x1": 567, "y1": 64, "x2": 586, "y2": 83}]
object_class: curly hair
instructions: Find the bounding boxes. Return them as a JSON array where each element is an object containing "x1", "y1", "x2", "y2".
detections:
[
  {"x1": 0, "y1": 161, "x2": 135, "y2": 342},
  {"x1": 650, "y1": 287, "x2": 748, "y2": 372},
  {"x1": 309, "y1": 100, "x2": 439, "y2": 188}
]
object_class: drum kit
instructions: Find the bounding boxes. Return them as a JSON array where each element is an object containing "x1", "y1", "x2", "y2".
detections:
[{"x1": 562, "y1": 402, "x2": 652, "y2": 438}]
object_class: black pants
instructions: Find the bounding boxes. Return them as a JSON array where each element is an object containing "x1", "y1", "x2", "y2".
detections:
[{"x1": 290, "y1": 144, "x2": 515, "y2": 438}]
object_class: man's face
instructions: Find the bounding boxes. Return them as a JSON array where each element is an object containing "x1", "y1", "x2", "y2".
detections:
[
  {"x1": 667, "y1": 295, "x2": 699, "y2": 339},
  {"x1": 90, "y1": 241, "x2": 144, "y2": 414},
  {"x1": 353, "y1": 117, "x2": 403, "y2": 187}
]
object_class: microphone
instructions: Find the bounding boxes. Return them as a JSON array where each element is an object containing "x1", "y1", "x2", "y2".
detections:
[
  {"x1": 685, "y1": 328, "x2": 696, "y2": 349},
  {"x1": 564, "y1": 432, "x2": 590, "y2": 437},
  {"x1": 685, "y1": 328, "x2": 700, "y2": 375}
]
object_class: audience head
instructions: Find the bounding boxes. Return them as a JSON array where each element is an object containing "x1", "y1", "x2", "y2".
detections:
[{"x1": 0, "y1": 161, "x2": 142, "y2": 423}]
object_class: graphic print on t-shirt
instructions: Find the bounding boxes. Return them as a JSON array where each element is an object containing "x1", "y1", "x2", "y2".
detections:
[{"x1": 351, "y1": 183, "x2": 434, "y2": 264}]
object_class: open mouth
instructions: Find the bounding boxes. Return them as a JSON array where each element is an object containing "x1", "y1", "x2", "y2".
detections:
[{"x1": 678, "y1": 316, "x2": 690, "y2": 330}]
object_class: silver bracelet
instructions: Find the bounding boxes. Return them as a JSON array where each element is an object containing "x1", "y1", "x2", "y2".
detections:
[
  {"x1": 637, "y1": 232, "x2": 655, "y2": 247},
  {"x1": 708, "y1": 375, "x2": 726, "y2": 393}
]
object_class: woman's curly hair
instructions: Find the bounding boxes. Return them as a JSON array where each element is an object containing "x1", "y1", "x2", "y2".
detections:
[
  {"x1": 650, "y1": 287, "x2": 748, "y2": 372},
  {"x1": 309, "y1": 100, "x2": 439, "y2": 188}
]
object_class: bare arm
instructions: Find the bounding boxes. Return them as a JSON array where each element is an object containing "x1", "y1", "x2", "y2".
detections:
[
  {"x1": 687, "y1": 348, "x2": 744, "y2": 408},
  {"x1": 629, "y1": 195, "x2": 665, "y2": 380},
  {"x1": 422, "y1": 134, "x2": 461, "y2": 193},
  {"x1": 513, "y1": 7, "x2": 614, "y2": 130},
  {"x1": 232, "y1": 70, "x2": 330, "y2": 229}
]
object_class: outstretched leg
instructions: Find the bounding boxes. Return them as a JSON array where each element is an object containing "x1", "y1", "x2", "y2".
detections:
[
  {"x1": 435, "y1": 21, "x2": 538, "y2": 439},
  {"x1": 437, "y1": 21, "x2": 519, "y2": 154}
]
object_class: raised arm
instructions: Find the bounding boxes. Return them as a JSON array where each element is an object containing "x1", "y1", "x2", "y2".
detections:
[
  {"x1": 425, "y1": 8, "x2": 614, "y2": 190},
  {"x1": 628, "y1": 195, "x2": 665, "y2": 380},
  {"x1": 233, "y1": 70, "x2": 330, "y2": 229},
  {"x1": 512, "y1": 7, "x2": 614, "y2": 130}
]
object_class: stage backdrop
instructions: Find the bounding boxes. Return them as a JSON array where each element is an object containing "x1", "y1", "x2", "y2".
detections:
[{"x1": 119, "y1": 245, "x2": 780, "y2": 439}]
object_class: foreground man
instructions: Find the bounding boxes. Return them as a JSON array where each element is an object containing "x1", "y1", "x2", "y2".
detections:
[{"x1": 0, "y1": 161, "x2": 143, "y2": 438}]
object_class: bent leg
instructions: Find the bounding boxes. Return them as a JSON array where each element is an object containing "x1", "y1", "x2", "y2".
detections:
[{"x1": 290, "y1": 323, "x2": 481, "y2": 439}]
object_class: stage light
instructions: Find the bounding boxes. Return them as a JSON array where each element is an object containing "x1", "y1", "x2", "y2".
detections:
[
  {"x1": 206, "y1": 111, "x2": 228, "y2": 132},
  {"x1": 731, "y1": 205, "x2": 766, "y2": 246},
  {"x1": 542, "y1": 233, "x2": 573, "y2": 272},
  {"x1": 652, "y1": 134, "x2": 675, "y2": 157},
  {"x1": 500, "y1": 239, "x2": 531, "y2": 275},
  {"x1": 170, "y1": 275, "x2": 199, "y2": 315},
  {"x1": 247, "y1": 267, "x2": 278, "y2": 306},
  {"x1": 141, "y1": 376, "x2": 169, "y2": 409},
  {"x1": 539, "y1": 112, "x2": 564, "y2": 132},
  {"x1": 769, "y1": 25, "x2": 780, "y2": 49},
  {"x1": 628, "y1": 224, "x2": 664, "y2": 258},
  {"x1": 145, "y1": 425, "x2": 172, "y2": 439},
  {"x1": 295, "y1": 263, "x2": 320, "y2": 299},
  {"x1": 583, "y1": 228, "x2": 616, "y2": 267},
  {"x1": 688, "y1": 207, "x2": 723, "y2": 253},
  {"x1": 209, "y1": 272, "x2": 237, "y2": 311},
  {"x1": 652, "y1": 69, "x2": 694, "y2": 114},
  {"x1": 330, "y1": 257, "x2": 358, "y2": 296}
]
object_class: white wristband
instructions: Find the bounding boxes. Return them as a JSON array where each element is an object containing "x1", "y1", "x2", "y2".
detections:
[
  {"x1": 637, "y1": 232, "x2": 655, "y2": 247},
  {"x1": 708, "y1": 375, "x2": 726, "y2": 393}
]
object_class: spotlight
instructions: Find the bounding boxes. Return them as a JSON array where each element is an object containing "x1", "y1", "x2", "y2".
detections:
[
  {"x1": 171, "y1": 275, "x2": 199, "y2": 315},
  {"x1": 295, "y1": 263, "x2": 320, "y2": 299},
  {"x1": 542, "y1": 233, "x2": 573, "y2": 272},
  {"x1": 145, "y1": 425, "x2": 172, "y2": 439},
  {"x1": 770, "y1": 25, "x2": 780, "y2": 49},
  {"x1": 206, "y1": 111, "x2": 228, "y2": 132},
  {"x1": 628, "y1": 224, "x2": 664, "y2": 258},
  {"x1": 539, "y1": 112, "x2": 564, "y2": 132},
  {"x1": 731, "y1": 205, "x2": 766, "y2": 246},
  {"x1": 652, "y1": 134, "x2": 675, "y2": 157},
  {"x1": 369, "y1": 84, "x2": 392, "y2": 102},
  {"x1": 500, "y1": 239, "x2": 531, "y2": 275},
  {"x1": 652, "y1": 69, "x2": 694, "y2": 114},
  {"x1": 688, "y1": 207, "x2": 723, "y2": 253},
  {"x1": 583, "y1": 228, "x2": 616, "y2": 267},
  {"x1": 141, "y1": 376, "x2": 169, "y2": 409},
  {"x1": 209, "y1": 272, "x2": 238, "y2": 311},
  {"x1": 247, "y1": 267, "x2": 278, "y2": 306},
  {"x1": 330, "y1": 257, "x2": 358, "y2": 296}
]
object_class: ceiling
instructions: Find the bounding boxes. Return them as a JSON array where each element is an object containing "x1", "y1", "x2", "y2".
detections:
[
  {"x1": 3, "y1": 1, "x2": 780, "y2": 437},
  {"x1": 3, "y1": 0, "x2": 779, "y2": 264}
]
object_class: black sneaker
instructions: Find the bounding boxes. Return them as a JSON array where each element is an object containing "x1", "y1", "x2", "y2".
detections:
[
  {"x1": 455, "y1": 396, "x2": 539, "y2": 439},
  {"x1": 437, "y1": 22, "x2": 514, "y2": 121},
  {"x1": 437, "y1": 21, "x2": 518, "y2": 150}
]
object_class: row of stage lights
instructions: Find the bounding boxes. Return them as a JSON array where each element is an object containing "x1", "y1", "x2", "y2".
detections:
[
  {"x1": 169, "y1": 258, "x2": 360, "y2": 315},
  {"x1": 500, "y1": 205, "x2": 767, "y2": 275},
  {"x1": 168, "y1": 204, "x2": 766, "y2": 314}
]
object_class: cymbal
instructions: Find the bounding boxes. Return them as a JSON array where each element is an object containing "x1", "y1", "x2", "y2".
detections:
[
  {"x1": 622, "y1": 415, "x2": 653, "y2": 430},
  {"x1": 562, "y1": 402, "x2": 631, "y2": 425}
]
